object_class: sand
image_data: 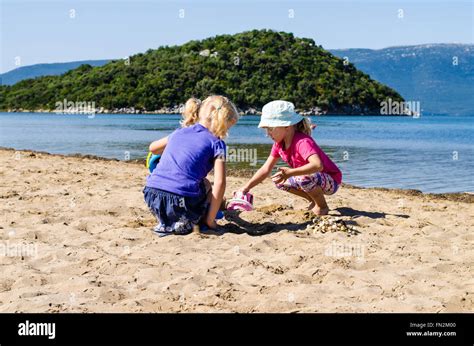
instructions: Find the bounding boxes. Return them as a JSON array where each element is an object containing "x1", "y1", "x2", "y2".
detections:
[{"x1": 1, "y1": 148, "x2": 473, "y2": 312}]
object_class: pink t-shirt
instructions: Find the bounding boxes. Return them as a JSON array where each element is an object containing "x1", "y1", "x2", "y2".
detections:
[{"x1": 270, "y1": 132, "x2": 342, "y2": 184}]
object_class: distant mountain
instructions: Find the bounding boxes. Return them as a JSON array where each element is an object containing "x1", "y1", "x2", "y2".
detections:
[
  {"x1": 0, "y1": 60, "x2": 110, "y2": 85},
  {"x1": 330, "y1": 44, "x2": 474, "y2": 115},
  {"x1": 0, "y1": 30, "x2": 403, "y2": 115}
]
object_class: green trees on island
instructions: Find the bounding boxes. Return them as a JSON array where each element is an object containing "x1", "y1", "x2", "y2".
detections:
[{"x1": 0, "y1": 30, "x2": 404, "y2": 114}]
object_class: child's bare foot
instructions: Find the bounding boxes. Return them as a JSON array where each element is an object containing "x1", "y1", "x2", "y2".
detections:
[
  {"x1": 312, "y1": 206, "x2": 329, "y2": 215},
  {"x1": 306, "y1": 200, "x2": 315, "y2": 210}
]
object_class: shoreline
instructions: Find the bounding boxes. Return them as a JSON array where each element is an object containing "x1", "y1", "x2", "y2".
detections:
[
  {"x1": 0, "y1": 107, "x2": 415, "y2": 117},
  {"x1": 2, "y1": 147, "x2": 472, "y2": 203}
]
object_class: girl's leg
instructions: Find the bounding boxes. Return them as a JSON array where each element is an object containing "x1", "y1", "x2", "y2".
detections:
[
  {"x1": 306, "y1": 186, "x2": 329, "y2": 215},
  {"x1": 292, "y1": 173, "x2": 338, "y2": 216},
  {"x1": 285, "y1": 188, "x2": 316, "y2": 210},
  {"x1": 203, "y1": 178, "x2": 226, "y2": 210},
  {"x1": 203, "y1": 178, "x2": 212, "y2": 203},
  {"x1": 274, "y1": 178, "x2": 315, "y2": 210}
]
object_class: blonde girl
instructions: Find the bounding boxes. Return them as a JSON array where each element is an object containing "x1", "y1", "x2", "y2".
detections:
[{"x1": 144, "y1": 95, "x2": 239, "y2": 235}]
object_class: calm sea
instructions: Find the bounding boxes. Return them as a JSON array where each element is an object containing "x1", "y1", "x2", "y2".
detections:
[{"x1": 1, "y1": 113, "x2": 473, "y2": 193}]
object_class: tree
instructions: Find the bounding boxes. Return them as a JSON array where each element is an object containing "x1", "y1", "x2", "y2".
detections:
[{"x1": 1, "y1": 30, "x2": 404, "y2": 114}]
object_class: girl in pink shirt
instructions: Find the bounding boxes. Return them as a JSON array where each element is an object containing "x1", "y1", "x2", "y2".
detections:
[{"x1": 240, "y1": 100, "x2": 342, "y2": 215}]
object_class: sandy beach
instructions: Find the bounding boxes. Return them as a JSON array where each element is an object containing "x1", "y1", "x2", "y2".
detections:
[{"x1": 1, "y1": 148, "x2": 472, "y2": 312}]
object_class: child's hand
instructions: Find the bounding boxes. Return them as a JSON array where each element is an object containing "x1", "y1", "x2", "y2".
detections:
[
  {"x1": 204, "y1": 216, "x2": 218, "y2": 230},
  {"x1": 239, "y1": 187, "x2": 250, "y2": 195},
  {"x1": 271, "y1": 173, "x2": 284, "y2": 184},
  {"x1": 271, "y1": 167, "x2": 292, "y2": 183}
]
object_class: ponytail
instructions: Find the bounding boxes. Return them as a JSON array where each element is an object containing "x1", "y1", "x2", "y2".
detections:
[
  {"x1": 202, "y1": 95, "x2": 239, "y2": 139},
  {"x1": 295, "y1": 117, "x2": 312, "y2": 136},
  {"x1": 294, "y1": 118, "x2": 311, "y2": 136},
  {"x1": 181, "y1": 97, "x2": 201, "y2": 127}
]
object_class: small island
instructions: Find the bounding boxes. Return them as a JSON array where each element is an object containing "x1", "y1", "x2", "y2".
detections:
[{"x1": 0, "y1": 30, "x2": 407, "y2": 115}]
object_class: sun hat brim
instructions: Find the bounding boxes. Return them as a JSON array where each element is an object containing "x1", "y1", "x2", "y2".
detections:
[
  {"x1": 258, "y1": 112, "x2": 304, "y2": 128},
  {"x1": 258, "y1": 100, "x2": 304, "y2": 128}
]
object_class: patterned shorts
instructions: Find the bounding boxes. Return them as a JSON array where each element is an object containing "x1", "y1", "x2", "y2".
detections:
[{"x1": 275, "y1": 172, "x2": 339, "y2": 195}]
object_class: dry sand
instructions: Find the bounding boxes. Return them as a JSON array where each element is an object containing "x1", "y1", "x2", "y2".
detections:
[{"x1": 1, "y1": 148, "x2": 473, "y2": 312}]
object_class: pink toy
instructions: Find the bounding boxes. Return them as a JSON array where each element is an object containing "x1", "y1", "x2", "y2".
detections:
[{"x1": 227, "y1": 191, "x2": 254, "y2": 211}]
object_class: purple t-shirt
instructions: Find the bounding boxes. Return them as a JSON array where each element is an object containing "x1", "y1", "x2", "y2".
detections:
[{"x1": 146, "y1": 124, "x2": 226, "y2": 197}]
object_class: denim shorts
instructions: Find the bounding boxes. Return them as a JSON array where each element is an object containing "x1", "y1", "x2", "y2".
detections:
[{"x1": 143, "y1": 186, "x2": 209, "y2": 235}]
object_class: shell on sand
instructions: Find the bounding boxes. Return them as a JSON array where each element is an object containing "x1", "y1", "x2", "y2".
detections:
[{"x1": 307, "y1": 216, "x2": 358, "y2": 236}]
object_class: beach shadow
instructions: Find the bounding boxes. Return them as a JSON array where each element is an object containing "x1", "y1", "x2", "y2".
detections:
[
  {"x1": 335, "y1": 207, "x2": 409, "y2": 219},
  {"x1": 219, "y1": 211, "x2": 312, "y2": 236}
]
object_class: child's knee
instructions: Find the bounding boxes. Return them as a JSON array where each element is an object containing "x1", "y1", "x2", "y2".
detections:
[{"x1": 203, "y1": 178, "x2": 211, "y2": 191}]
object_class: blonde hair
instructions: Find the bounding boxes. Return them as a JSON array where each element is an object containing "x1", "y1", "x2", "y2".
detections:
[
  {"x1": 181, "y1": 97, "x2": 201, "y2": 127},
  {"x1": 294, "y1": 117, "x2": 312, "y2": 136},
  {"x1": 199, "y1": 95, "x2": 239, "y2": 139}
]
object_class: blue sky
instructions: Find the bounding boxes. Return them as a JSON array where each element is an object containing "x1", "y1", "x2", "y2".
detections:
[{"x1": 1, "y1": 0, "x2": 473, "y2": 73}]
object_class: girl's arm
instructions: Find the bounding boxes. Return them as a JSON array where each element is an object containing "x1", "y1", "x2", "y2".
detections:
[
  {"x1": 149, "y1": 136, "x2": 169, "y2": 155},
  {"x1": 204, "y1": 157, "x2": 226, "y2": 229},
  {"x1": 289, "y1": 154, "x2": 323, "y2": 176},
  {"x1": 273, "y1": 154, "x2": 323, "y2": 182},
  {"x1": 241, "y1": 155, "x2": 280, "y2": 193}
]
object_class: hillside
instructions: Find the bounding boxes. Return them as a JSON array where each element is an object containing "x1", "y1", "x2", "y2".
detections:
[
  {"x1": 330, "y1": 44, "x2": 474, "y2": 115},
  {"x1": 0, "y1": 60, "x2": 110, "y2": 86},
  {"x1": 0, "y1": 30, "x2": 404, "y2": 115}
]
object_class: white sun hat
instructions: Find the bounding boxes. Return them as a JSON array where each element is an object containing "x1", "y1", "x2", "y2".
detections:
[{"x1": 258, "y1": 100, "x2": 304, "y2": 128}]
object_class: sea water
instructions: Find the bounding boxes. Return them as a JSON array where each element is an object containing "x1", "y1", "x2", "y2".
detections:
[{"x1": 1, "y1": 112, "x2": 472, "y2": 193}]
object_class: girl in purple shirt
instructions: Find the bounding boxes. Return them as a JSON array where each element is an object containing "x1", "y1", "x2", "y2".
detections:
[
  {"x1": 144, "y1": 96, "x2": 239, "y2": 235},
  {"x1": 240, "y1": 100, "x2": 342, "y2": 216}
]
